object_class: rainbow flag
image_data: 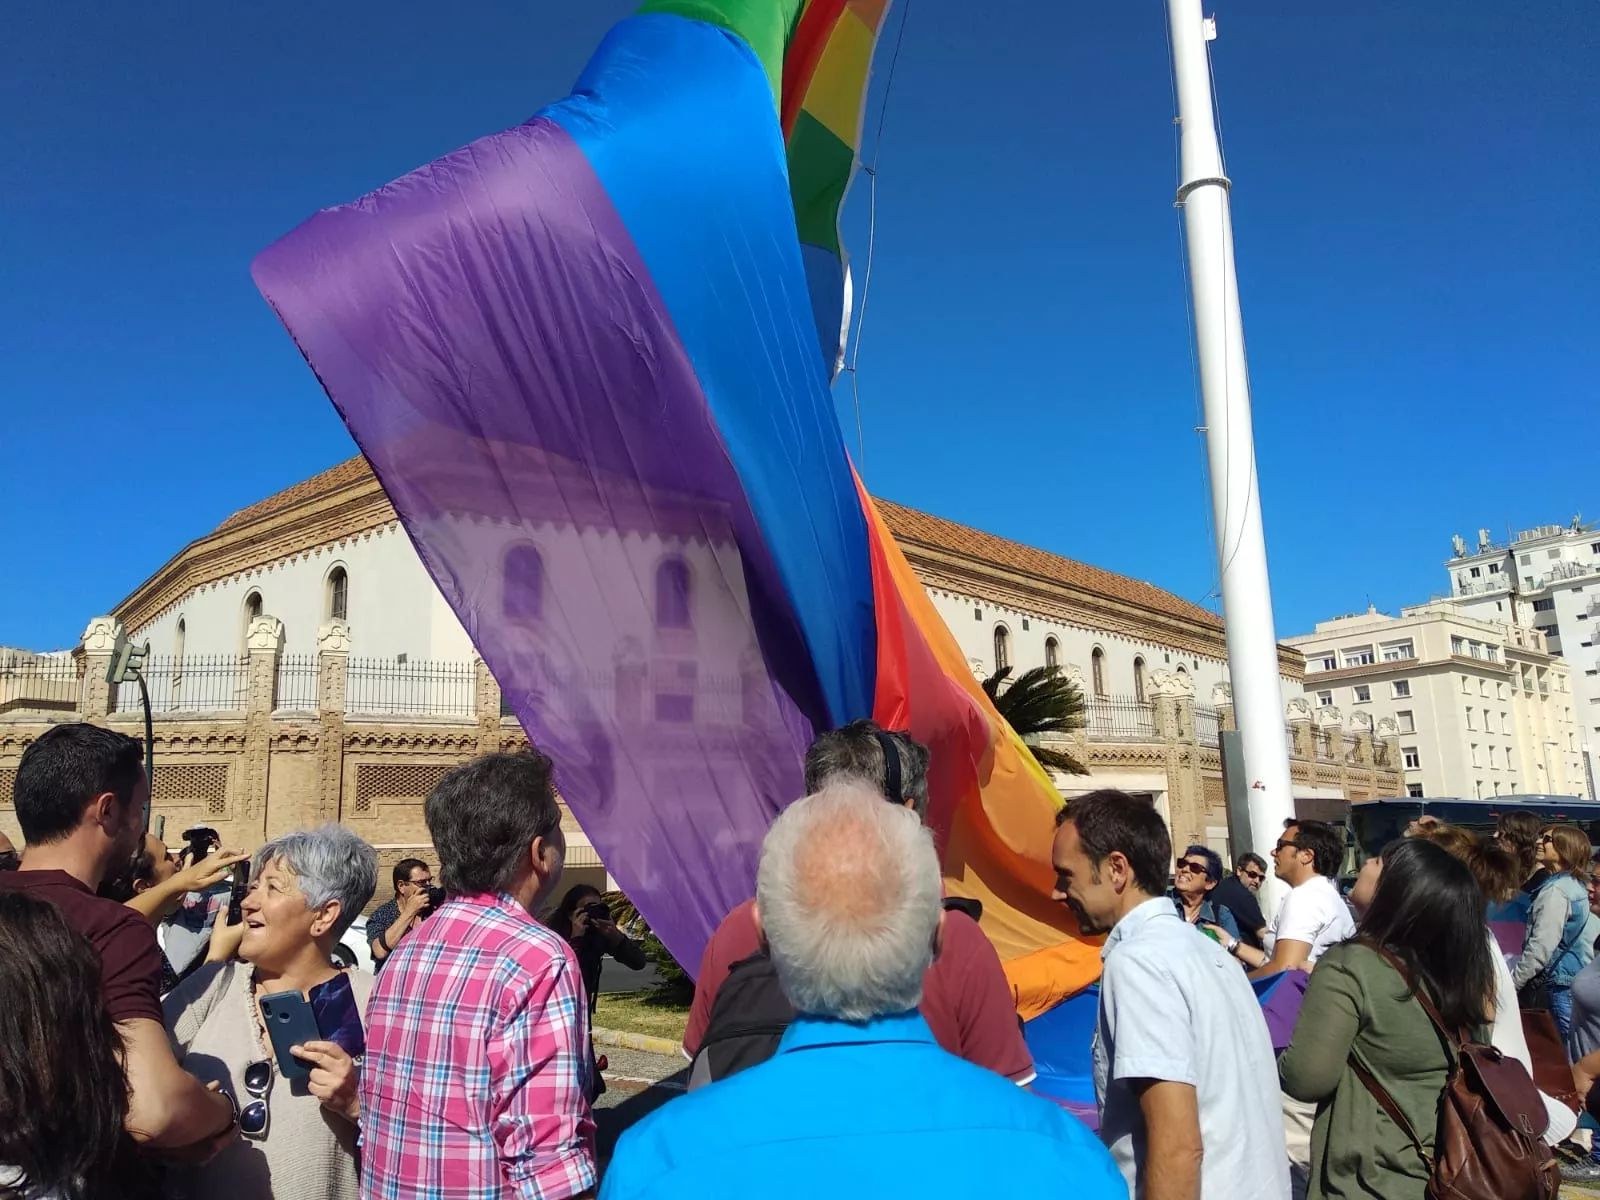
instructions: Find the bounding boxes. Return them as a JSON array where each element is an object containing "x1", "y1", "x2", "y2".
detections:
[{"x1": 254, "y1": 0, "x2": 1098, "y2": 992}]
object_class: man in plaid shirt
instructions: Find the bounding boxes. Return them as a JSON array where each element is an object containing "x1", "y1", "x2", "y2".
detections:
[{"x1": 360, "y1": 751, "x2": 597, "y2": 1200}]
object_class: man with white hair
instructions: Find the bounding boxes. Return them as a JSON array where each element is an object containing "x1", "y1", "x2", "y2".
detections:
[
  {"x1": 601, "y1": 784, "x2": 1125, "y2": 1200},
  {"x1": 684, "y1": 720, "x2": 1032, "y2": 1084}
]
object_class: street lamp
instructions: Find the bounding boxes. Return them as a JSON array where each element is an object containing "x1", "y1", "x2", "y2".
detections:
[{"x1": 106, "y1": 629, "x2": 154, "y2": 828}]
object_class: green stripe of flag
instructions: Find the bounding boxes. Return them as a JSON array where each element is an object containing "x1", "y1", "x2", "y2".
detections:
[{"x1": 636, "y1": 0, "x2": 805, "y2": 104}]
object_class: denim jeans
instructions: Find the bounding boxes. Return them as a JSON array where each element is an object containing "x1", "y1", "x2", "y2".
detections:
[{"x1": 1550, "y1": 984, "x2": 1575, "y2": 1041}]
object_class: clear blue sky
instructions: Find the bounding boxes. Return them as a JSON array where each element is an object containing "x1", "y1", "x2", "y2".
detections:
[{"x1": 3, "y1": 0, "x2": 1594, "y2": 651}]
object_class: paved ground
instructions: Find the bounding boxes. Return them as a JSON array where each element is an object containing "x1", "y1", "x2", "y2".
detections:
[{"x1": 592, "y1": 1050, "x2": 688, "y2": 1175}]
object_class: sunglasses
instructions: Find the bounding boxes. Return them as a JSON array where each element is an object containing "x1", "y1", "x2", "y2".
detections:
[
  {"x1": 1175, "y1": 860, "x2": 1212, "y2": 876},
  {"x1": 1539, "y1": 834, "x2": 1556, "y2": 844},
  {"x1": 1242, "y1": 869, "x2": 1265, "y2": 882},
  {"x1": 240, "y1": 1059, "x2": 272, "y2": 1139},
  {"x1": 1273, "y1": 840, "x2": 1303, "y2": 854}
]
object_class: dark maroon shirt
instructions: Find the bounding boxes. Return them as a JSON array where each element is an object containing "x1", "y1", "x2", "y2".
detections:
[{"x1": 0, "y1": 867, "x2": 164, "y2": 1024}]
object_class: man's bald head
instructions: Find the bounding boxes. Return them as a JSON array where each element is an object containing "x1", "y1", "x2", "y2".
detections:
[{"x1": 755, "y1": 783, "x2": 942, "y2": 1023}]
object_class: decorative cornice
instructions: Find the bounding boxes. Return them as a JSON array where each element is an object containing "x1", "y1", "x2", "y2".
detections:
[
  {"x1": 344, "y1": 727, "x2": 482, "y2": 753},
  {"x1": 114, "y1": 472, "x2": 398, "y2": 631},
  {"x1": 906, "y1": 548, "x2": 1305, "y2": 679}
]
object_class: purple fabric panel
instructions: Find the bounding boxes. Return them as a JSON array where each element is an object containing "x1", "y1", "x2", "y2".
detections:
[
  {"x1": 252, "y1": 117, "x2": 812, "y2": 969},
  {"x1": 1257, "y1": 969, "x2": 1310, "y2": 1052}
]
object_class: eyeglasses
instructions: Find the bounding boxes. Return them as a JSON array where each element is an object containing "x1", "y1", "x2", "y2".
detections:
[
  {"x1": 240, "y1": 1059, "x2": 272, "y2": 1139},
  {"x1": 1539, "y1": 834, "x2": 1555, "y2": 844},
  {"x1": 1242, "y1": 869, "x2": 1265, "y2": 882},
  {"x1": 1273, "y1": 840, "x2": 1302, "y2": 854},
  {"x1": 1175, "y1": 860, "x2": 1211, "y2": 876}
]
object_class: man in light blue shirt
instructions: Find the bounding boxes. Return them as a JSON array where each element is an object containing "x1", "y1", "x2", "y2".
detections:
[
  {"x1": 603, "y1": 782, "x2": 1126, "y2": 1200},
  {"x1": 1052, "y1": 789, "x2": 1289, "y2": 1200}
]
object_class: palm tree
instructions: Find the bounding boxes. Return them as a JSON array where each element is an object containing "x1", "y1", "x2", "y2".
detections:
[{"x1": 983, "y1": 665, "x2": 1090, "y2": 776}]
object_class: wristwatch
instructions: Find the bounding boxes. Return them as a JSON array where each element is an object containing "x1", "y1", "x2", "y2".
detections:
[{"x1": 1225, "y1": 937, "x2": 1242, "y2": 957}]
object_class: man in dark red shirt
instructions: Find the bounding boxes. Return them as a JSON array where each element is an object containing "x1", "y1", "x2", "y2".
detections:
[
  {"x1": 684, "y1": 720, "x2": 1034, "y2": 1085},
  {"x1": 0, "y1": 724, "x2": 236, "y2": 1155}
]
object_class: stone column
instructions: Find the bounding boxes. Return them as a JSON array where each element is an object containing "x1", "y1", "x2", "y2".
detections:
[
  {"x1": 1212, "y1": 682, "x2": 1235, "y2": 733},
  {"x1": 1375, "y1": 716, "x2": 1400, "y2": 776},
  {"x1": 241, "y1": 616, "x2": 284, "y2": 839},
  {"x1": 474, "y1": 655, "x2": 502, "y2": 754},
  {"x1": 79, "y1": 617, "x2": 120, "y2": 721},
  {"x1": 1286, "y1": 698, "x2": 1315, "y2": 760},
  {"x1": 1152, "y1": 669, "x2": 1202, "y2": 847},
  {"x1": 1314, "y1": 706, "x2": 1343, "y2": 759},
  {"x1": 316, "y1": 620, "x2": 350, "y2": 823},
  {"x1": 1349, "y1": 710, "x2": 1375, "y2": 768}
]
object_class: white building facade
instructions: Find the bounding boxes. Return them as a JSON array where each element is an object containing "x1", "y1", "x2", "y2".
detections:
[
  {"x1": 1286, "y1": 603, "x2": 1582, "y2": 800},
  {"x1": 1443, "y1": 520, "x2": 1600, "y2": 799}
]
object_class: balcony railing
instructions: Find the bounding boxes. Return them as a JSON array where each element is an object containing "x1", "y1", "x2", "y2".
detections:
[
  {"x1": 1084, "y1": 695, "x2": 1156, "y2": 742},
  {"x1": 115, "y1": 655, "x2": 250, "y2": 714},
  {"x1": 273, "y1": 654, "x2": 319, "y2": 712},
  {"x1": 346, "y1": 659, "x2": 476, "y2": 718},
  {"x1": 0, "y1": 655, "x2": 82, "y2": 714}
]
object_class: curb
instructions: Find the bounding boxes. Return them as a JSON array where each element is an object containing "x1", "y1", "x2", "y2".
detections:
[{"x1": 592, "y1": 1027, "x2": 684, "y2": 1058}]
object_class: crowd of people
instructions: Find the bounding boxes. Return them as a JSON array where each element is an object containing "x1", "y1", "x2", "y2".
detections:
[{"x1": 0, "y1": 717, "x2": 1595, "y2": 1198}]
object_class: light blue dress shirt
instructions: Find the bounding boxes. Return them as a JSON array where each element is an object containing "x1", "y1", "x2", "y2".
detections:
[{"x1": 603, "y1": 1009, "x2": 1127, "y2": 1200}]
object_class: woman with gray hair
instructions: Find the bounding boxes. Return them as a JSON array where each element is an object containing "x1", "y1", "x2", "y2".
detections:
[{"x1": 161, "y1": 823, "x2": 378, "y2": 1199}]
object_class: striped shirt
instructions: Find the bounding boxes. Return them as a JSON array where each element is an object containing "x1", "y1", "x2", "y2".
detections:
[{"x1": 359, "y1": 892, "x2": 596, "y2": 1200}]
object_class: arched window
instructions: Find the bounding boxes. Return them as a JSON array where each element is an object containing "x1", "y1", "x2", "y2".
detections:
[
  {"x1": 327, "y1": 566, "x2": 348, "y2": 621},
  {"x1": 1176, "y1": 663, "x2": 1189, "y2": 678},
  {"x1": 1133, "y1": 656, "x2": 1147, "y2": 702},
  {"x1": 655, "y1": 558, "x2": 692, "y2": 630},
  {"x1": 1044, "y1": 636, "x2": 1059, "y2": 671},
  {"x1": 994, "y1": 625, "x2": 1010, "y2": 672},
  {"x1": 502, "y1": 545, "x2": 544, "y2": 621},
  {"x1": 241, "y1": 591, "x2": 263, "y2": 655},
  {"x1": 172, "y1": 618, "x2": 186, "y2": 702},
  {"x1": 1091, "y1": 647, "x2": 1107, "y2": 698}
]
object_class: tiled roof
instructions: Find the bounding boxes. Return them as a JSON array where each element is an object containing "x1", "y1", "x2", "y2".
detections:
[
  {"x1": 214, "y1": 456, "x2": 378, "y2": 532},
  {"x1": 213, "y1": 456, "x2": 1218, "y2": 628},
  {"x1": 872, "y1": 498, "x2": 1222, "y2": 629}
]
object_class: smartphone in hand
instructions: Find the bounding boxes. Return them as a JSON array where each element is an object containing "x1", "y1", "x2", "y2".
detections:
[
  {"x1": 258, "y1": 990, "x2": 323, "y2": 1082},
  {"x1": 227, "y1": 861, "x2": 250, "y2": 927}
]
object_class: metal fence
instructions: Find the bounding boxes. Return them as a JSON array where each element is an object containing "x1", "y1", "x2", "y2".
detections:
[
  {"x1": 273, "y1": 654, "x2": 319, "y2": 712},
  {"x1": 346, "y1": 658, "x2": 477, "y2": 718},
  {"x1": 1194, "y1": 704, "x2": 1221, "y2": 747},
  {"x1": 0, "y1": 655, "x2": 82, "y2": 713},
  {"x1": 1084, "y1": 695, "x2": 1157, "y2": 742},
  {"x1": 115, "y1": 655, "x2": 250, "y2": 714}
]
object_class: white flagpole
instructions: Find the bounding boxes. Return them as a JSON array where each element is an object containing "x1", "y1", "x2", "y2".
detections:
[{"x1": 1166, "y1": 0, "x2": 1296, "y2": 861}]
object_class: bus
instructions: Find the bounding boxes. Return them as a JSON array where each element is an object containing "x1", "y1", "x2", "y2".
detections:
[{"x1": 1347, "y1": 795, "x2": 1600, "y2": 869}]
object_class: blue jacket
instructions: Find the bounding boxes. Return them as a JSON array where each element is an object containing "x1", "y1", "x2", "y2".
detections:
[
  {"x1": 602, "y1": 1011, "x2": 1126, "y2": 1200},
  {"x1": 1516, "y1": 873, "x2": 1592, "y2": 990}
]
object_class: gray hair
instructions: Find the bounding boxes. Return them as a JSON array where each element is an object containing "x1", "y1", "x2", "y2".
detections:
[
  {"x1": 756, "y1": 783, "x2": 942, "y2": 1023},
  {"x1": 803, "y1": 720, "x2": 931, "y2": 820},
  {"x1": 253, "y1": 823, "x2": 378, "y2": 939}
]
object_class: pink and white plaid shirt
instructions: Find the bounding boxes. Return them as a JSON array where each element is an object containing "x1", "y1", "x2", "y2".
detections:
[{"x1": 359, "y1": 892, "x2": 596, "y2": 1200}]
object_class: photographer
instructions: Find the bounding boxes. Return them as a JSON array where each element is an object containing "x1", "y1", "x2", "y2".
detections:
[
  {"x1": 367, "y1": 858, "x2": 438, "y2": 971},
  {"x1": 547, "y1": 883, "x2": 647, "y2": 1100},
  {"x1": 547, "y1": 884, "x2": 648, "y2": 1009}
]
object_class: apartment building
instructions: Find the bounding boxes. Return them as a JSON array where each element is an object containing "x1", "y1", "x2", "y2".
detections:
[{"x1": 1285, "y1": 602, "x2": 1582, "y2": 799}]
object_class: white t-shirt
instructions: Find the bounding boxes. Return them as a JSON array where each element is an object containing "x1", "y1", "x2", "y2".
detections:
[{"x1": 1264, "y1": 874, "x2": 1354, "y2": 963}]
